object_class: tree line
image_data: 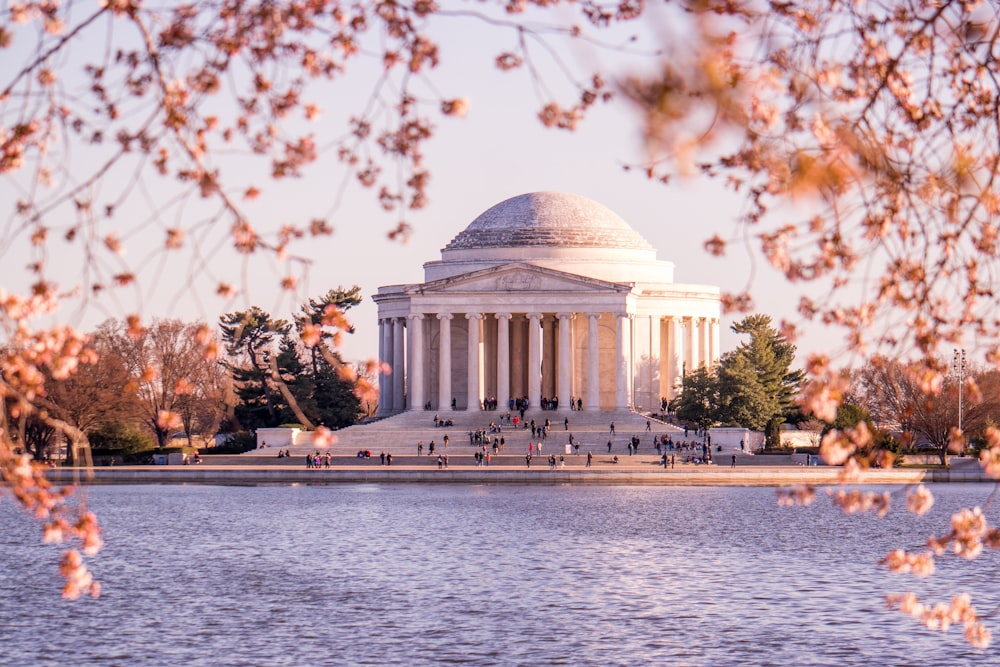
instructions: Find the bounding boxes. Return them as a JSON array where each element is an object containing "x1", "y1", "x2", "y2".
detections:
[
  {"x1": 5, "y1": 287, "x2": 370, "y2": 462},
  {"x1": 673, "y1": 315, "x2": 1000, "y2": 464}
]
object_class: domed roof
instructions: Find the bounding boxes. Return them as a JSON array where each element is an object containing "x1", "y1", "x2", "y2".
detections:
[{"x1": 443, "y1": 192, "x2": 655, "y2": 251}]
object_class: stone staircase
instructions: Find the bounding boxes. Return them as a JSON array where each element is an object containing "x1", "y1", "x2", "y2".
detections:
[{"x1": 248, "y1": 409, "x2": 687, "y2": 457}]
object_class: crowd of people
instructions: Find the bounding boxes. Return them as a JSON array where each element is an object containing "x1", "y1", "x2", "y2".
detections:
[{"x1": 286, "y1": 411, "x2": 731, "y2": 471}]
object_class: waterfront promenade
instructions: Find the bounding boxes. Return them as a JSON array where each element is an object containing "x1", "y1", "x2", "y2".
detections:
[
  {"x1": 37, "y1": 410, "x2": 993, "y2": 486},
  {"x1": 45, "y1": 455, "x2": 992, "y2": 485}
]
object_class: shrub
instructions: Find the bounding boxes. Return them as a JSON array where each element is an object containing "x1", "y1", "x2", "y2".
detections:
[
  {"x1": 89, "y1": 423, "x2": 155, "y2": 456},
  {"x1": 207, "y1": 431, "x2": 257, "y2": 454}
]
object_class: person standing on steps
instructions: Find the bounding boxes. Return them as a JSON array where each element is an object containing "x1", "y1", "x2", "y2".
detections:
[
  {"x1": 731, "y1": 455, "x2": 737, "y2": 469},
  {"x1": 610, "y1": 422, "x2": 616, "y2": 435},
  {"x1": 586, "y1": 451, "x2": 593, "y2": 468}
]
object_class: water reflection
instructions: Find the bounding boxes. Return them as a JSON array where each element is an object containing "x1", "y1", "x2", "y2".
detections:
[{"x1": 1, "y1": 484, "x2": 996, "y2": 666}]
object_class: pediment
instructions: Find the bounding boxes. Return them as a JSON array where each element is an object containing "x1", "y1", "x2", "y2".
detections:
[{"x1": 413, "y1": 263, "x2": 629, "y2": 295}]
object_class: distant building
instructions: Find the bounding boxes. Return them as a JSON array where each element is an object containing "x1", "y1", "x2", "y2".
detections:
[{"x1": 373, "y1": 192, "x2": 722, "y2": 414}]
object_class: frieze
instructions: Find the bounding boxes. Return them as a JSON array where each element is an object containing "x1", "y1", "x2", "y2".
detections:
[{"x1": 495, "y1": 273, "x2": 540, "y2": 291}]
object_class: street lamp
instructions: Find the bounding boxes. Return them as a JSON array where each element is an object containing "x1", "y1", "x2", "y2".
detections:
[{"x1": 952, "y1": 348, "x2": 967, "y2": 445}]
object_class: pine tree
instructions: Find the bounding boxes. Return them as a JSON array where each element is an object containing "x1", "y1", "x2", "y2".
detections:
[
  {"x1": 716, "y1": 352, "x2": 775, "y2": 430},
  {"x1": 674, "y1": 366, "x2": 719, "y2": 432},
  {"x1": 717, "y1": 315, "x2": 804, "y2": 431},
  {"x1": 219, "y1": 308, "x2": 291, "y2": 430}
]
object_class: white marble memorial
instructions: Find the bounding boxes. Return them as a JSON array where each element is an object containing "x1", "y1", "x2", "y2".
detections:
[{"x1": 373, "y1": 192, "x2": 722, "y2": 414}]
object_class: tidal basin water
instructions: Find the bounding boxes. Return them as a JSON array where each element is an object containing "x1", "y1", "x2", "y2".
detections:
[{"x1": 2, "y1": 483, "x2": 998, "y2": 666}]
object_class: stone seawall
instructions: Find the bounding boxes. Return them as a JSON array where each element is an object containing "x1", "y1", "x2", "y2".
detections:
[{"x1": 41, "y1": 465, "x2": 994, "y2": 486}]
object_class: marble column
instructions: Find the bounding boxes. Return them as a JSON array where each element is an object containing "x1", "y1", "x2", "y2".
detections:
[
  {"x1": 685, "y1": 317, "x2": 698, "y2": 375},
  {"x1": 466, "y1": 312, "x2": 483, "y2": 411},
  {"x1": 392, "y1": 317, "x2": 405, "y2": 411},
  {"x1": 710, "y1": 318, "x2": 721, "y2": 367},
  {"x1": 377, "y1": 318, "x2": 390, "y2": 416},
  {"x1": 496, "y1": 313, "x2": 511, "y2": 411},
  {"x1": 437, "y1": 313, "x2": 452, "y2": 410},
  {"x1": 557, "y1": 313, "x2": 573, "y2": 411},
  {"x1": 648, "y1": 315, "x2": 661, "y2": 412},
  {"x1": 541, "y1": 315, "x2": 555, "y2": 398},
  {"x1": 700, "y1": 317, "x2": 712, "y2": 369},
  {"x1": 510, "y1": 315, "x2": 525, "y2": 400},
  {"x1": 407, "y1": 314, "x2": 424, "y2": 411},
  {"x1": 527, "y1": 312, "x2": 542, "y2": 409},
  {"x1": 483, "y1": 313, "x2": 497, "y2": 402},
  {"x1": 615, "y1": 313, "x2": 630, "y2": 410},
  {"x1": 587, "y1": 313, "x2": 600, "y2": 411},
  {"x1": 665, "y1": 316, "x2": 684, "y2": 401}
]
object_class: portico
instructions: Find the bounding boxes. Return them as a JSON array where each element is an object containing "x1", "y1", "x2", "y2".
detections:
[{"x1": 374, "y1": 192, "x2": 722, "y2": 414}]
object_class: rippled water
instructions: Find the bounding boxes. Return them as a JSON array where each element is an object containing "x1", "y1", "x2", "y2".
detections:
[{"x1": 1, "y1": 483, "x2": 997, "y2": 666}]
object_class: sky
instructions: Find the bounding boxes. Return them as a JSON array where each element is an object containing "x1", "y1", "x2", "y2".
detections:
[{"x1": 2, "y1": 4, "x2": 849, "y2": 367}]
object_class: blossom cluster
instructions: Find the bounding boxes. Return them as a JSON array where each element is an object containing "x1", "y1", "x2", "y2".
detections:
[{"x1": 886, "y1": 592, "x2": 990, "y2": 649}]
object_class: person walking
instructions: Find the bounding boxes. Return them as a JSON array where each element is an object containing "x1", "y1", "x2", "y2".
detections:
[
  {"x1": 610, "y1": 422, "x2": 616, "y2": 435},
  {"x1": 564, "y1": 417, "x2": 569, "y2": 431},
  {"x1": 586, "y1": 451, "x2": 593, "y2": 468},
  {"x1": 417, "y1": 441, "x2": 423, "y2": 456},
  {"x1": 607, "y1": 439, "x2": 613, "y2": 453},
  {"x1": 731, "y1": 455, "x2": 737, "y2": 469},
  {"x1": 525, "y1": 453, "x2": 532, "y2": 468}
]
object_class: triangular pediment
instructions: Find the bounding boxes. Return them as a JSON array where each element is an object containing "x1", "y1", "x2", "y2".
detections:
[{"x1": 412, "y1": 263, "x2": 630, "y2": 295}]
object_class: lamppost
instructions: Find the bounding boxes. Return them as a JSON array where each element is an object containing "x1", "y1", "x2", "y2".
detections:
[{"x1": 952, "y1": 348, "x2": 967, "y2": 449}]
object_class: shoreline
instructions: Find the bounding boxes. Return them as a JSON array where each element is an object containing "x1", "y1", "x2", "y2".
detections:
[{"x1": 41, "y1": 464, "x2": 995, "y2": 486}]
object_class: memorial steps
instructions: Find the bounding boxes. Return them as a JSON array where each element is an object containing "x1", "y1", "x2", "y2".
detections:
[{"x1": 250, "y1": 409, "x2": 686, "y2": 457}]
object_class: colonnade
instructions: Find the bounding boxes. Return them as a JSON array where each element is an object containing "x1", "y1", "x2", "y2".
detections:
[{"x1": 376, "y1": 311, "x2": 721, "y2": 415}]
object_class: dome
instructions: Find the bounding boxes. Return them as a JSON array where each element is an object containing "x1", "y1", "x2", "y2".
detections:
[{"x1": 443, "y1": 192, "x2": 655, "y2": 252}]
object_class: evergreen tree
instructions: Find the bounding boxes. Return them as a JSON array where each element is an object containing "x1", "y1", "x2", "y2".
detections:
[
  {"x1": 273, "y1": 333, "x2": 315, "y2": 426},
  {"x1": 674, "y1": 366, "x2": 719, "y2": 432},
  {"x1": 219, "y1": 308, "x2": 291, "y2": 430},
  {"x1": 294, "y1": 288, "x2": 364, "y2": 428},
  {"x1": 298, "y1": 286, "x2": 362, "y2": 376},
  {"x1": 221, "y1": 300, "x2": 364, "y2": 431},
  {"x1": 717, "y1": 314, "x2": 804, "y2": 430},
  {"x1": 310, "y1": 361, "x2": 363, "y2": 428},
  {"x1": 716, "y1": 352, "x2": 775, "y2": 430}
]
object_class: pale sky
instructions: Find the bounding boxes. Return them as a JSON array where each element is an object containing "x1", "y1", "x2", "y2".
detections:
[{"x1": 2, "y1": 6, "x2": 853, "y2": 368}]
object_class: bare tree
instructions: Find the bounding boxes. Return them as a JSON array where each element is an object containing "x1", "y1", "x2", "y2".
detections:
[
  {"x1": 855, "y1": 358, "x2": 1000, "y2": 466},
  {"x1": 108, "y1": 318, "x2": 220, "y2": 447}
]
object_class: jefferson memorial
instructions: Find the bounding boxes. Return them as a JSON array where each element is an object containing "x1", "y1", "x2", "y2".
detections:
[{"x1": 373, "y1": 192, "x2": 722, "y2": 415}]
